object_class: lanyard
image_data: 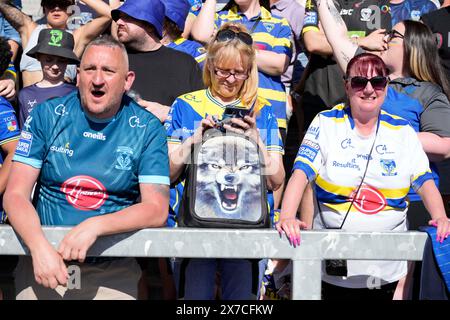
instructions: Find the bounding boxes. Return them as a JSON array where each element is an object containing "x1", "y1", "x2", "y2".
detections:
[{"x1": 318, "y1": 113, "x2": 381, "y2": 230}]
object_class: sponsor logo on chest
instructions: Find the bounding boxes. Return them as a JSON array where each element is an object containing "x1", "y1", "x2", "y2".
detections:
[
  {"x1": 83, "y1": 131, "x2": 106, "y2": 141},
  {"x1": 61, "y1": 175, "x2": 108, "y2": 211}
]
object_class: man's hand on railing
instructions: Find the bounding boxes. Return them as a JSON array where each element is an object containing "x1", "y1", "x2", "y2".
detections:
[
  {"x1": 31, "y1": 243, "x2": 69, "y2": 289},
  {"x1": 57, "y1": 219, "x2": 99, "y2": 263},
  {"x1": 275, "y1": 216, "x2": 308, "y2": 248}
]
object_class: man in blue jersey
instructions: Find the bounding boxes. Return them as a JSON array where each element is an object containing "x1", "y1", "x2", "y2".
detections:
[{"x1": 4, "y1": 35, "x2": 170, "y2": 300}]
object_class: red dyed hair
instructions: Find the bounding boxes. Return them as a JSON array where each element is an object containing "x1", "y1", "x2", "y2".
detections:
[{"x1": 346, "y1": 53, "x2": 388, "y2": 78}]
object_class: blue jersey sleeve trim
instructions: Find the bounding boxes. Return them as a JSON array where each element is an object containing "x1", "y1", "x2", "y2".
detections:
[
  {"x1": 292, "y1": 162, "x2": 316, "y2": 181},
  {"x1": 139, "y1": 175, "x2": 170, "y2": 185},
  {"x1": 12, "y1": 155, "x2": 42, "y2": 169},
  {"x1": 412, "y1": 172, "x2": 434, "y2": 192}
]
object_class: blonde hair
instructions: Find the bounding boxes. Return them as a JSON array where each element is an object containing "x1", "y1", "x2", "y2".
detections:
[{"x1": 203, "y1": 22, "x2": 259, "y2": 108}]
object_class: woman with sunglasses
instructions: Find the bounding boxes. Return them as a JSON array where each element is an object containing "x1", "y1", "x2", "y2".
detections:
[
  {"x1": 316, "y1": 1, "x2": 450, "y2": 298},
  {"x1": 165, "y1": 22, "x2": 284, "y2": 300},
  {"x1": 277, "y1": 53, "x2": 450, "y2": 300}
]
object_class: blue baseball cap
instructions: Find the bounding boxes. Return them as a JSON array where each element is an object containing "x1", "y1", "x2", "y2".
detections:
[
  {"x1": 111, "y1": 0, "x2": 165, "y2": 38},
  {"x1": 162, "y1": 0, "x2": 190, "y2": 31}
]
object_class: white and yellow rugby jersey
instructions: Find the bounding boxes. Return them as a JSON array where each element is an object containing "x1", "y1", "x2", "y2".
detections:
[{"x1": 293, "y1": 104, "x2": 433, "y2": 287}]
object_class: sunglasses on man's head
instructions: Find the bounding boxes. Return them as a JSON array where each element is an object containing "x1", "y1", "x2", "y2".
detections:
[
  {"x1": 345, "y1": 76, "x2": 389, "y2": 91},
  {"x1": 215, "y1": 29, "x2": 253, "y2": 46},
  {"x1": 385, "y1": 29, "x2": 405, "y2": 42}
]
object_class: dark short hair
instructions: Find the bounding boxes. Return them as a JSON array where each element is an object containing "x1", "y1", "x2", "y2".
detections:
[
  {"x1": 0, "y1": 37, "x2": 11, "y2": 76},
  {"x1": 41, "y1": 0, "x2": 75, "y2": 8},
  {"x1": 346, "y1": 53, "x2": 388, "y2": 78}
]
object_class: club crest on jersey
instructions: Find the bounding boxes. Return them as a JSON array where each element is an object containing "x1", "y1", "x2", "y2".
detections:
[
  {"x1": 410, "y1": 10, "x2": 421, "y2": 21},
  {"x1": 262, "y1": 23, "x2": 275, "y2": 33},
  {"x1": 380, "y1": 159, "x2": 397, "y2": 176},
  {"x1": 115, "y1": 146, "x2": 133, "y2": 171}
]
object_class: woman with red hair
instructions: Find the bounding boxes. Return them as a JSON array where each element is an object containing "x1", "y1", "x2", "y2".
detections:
[{"x1": 277, "y1": 53, "x2": 450, "y2": 300}]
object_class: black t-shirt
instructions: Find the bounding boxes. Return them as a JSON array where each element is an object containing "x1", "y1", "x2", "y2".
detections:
[
  {"x1": 127, "y1": 45, "x2": 204, "y2": 106},
  {"x1": 301, "y1": 0, "x2": 392, "y2": 117},
  {"x1": 421, "y1": 7, "x2": 450, "y2": 83}
]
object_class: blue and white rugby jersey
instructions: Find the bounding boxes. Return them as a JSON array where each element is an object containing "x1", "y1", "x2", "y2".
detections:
[
  {"x1": 167, "y1": 37, "x2": 206, "y2": 69},
  {"x1": 13, "y1": 92, "x2": 170, "y2": 226},
  {"x1": 294, "y1": 104, "x2": 433, "y2": 288},
  {"x1": 188, "y1": 0, "x2": 203, "y2": 16},
  {"x1": 0, "y1": 97, "x2": 20, "y2": 223},
  {"x1": 214, "y1": 6, "x2": 293, "y2": 129},
  {"x1": 165, "y1": 88, "x2": 284, "y2": 227}
]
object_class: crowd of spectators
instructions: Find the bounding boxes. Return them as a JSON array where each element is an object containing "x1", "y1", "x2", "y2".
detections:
[{"x1": 0, "y1": 0, "x2": 448, "y2": 300}]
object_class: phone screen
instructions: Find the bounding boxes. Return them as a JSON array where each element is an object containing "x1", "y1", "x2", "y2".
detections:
[{"x1": 222, "y1": 107, "x2": 251, "y2": 120}]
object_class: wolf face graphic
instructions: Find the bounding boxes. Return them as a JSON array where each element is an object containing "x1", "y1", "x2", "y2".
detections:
[{"x1": 195, "y1": 135, "x2": 262, "y2": 221}]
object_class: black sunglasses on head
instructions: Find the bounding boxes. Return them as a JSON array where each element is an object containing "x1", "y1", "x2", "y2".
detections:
[
  {"x1": 345, "y1": 76, "x2": 389, "y2": 91},
  {"x1": 215, "y1": 29, "x2": 253, "y2": 46}
]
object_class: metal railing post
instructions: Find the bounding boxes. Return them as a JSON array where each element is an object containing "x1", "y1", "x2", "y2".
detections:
[{"x1": 291, "y1": 259, "x2": 322, "y2": 300}]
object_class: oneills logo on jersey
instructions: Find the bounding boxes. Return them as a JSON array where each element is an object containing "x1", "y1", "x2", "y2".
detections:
[
  {"x1": 351, "y1": 184, "x2": 386, "y2": 214},
  {"x1": 61, "y1": 175, "x2": 108, "y2": 211},
  {"x1": 83, "y1": 131, "x2": 106, "y2": 141}
]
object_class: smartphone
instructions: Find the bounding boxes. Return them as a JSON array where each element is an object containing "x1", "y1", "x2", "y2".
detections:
[{"x1": 222, "y1": 106, "x2": 252, "y2": 121}]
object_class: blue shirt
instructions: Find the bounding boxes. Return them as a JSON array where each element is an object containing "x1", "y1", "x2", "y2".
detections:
[
  {"x1": 165, "y1": 89, "x2": 284, "y2": 227},
  {"x1": 188, "y1": 0, "x2": 203, "y2": 16},
  {"x1": 390, "y1": 0, "x2": 439, "y2": 26},
  {"x1": 167, "y1": 37, "x2": 206, "y2": 69},
  {"x1": 0, "y1": 97, "x2": 20, "y2": 223},
  {"x1": 13, "y1": 92, "x2": 170, "y2": 226},
  {"x1": 18, "y1": 82, "x2": 76, "y2": 129}
]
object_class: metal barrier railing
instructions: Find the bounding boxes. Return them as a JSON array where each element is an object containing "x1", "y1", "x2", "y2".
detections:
[{"x1": 0, "y1": 225, "x2": 428, "y2": 300}]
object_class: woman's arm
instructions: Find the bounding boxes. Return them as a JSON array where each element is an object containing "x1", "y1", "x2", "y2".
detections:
[
  {"x1": 416, "y1": 179, "x2": 450, "y2": 242},
  {"x1": 418, "y1": 132, "x2": 450, "y2": 162},
  {"x1": 190, "y1": 0, "x2": 217, "y2": 44},
  {"x1": 255, "y1": 48, "x2": 290, "y2": 76},
  {"x1": 276, "y1": 169, "x2": 310, "y2": 246},
  {"x1": 316, "y1": 0, "x2": 358, "y2": 72}
]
